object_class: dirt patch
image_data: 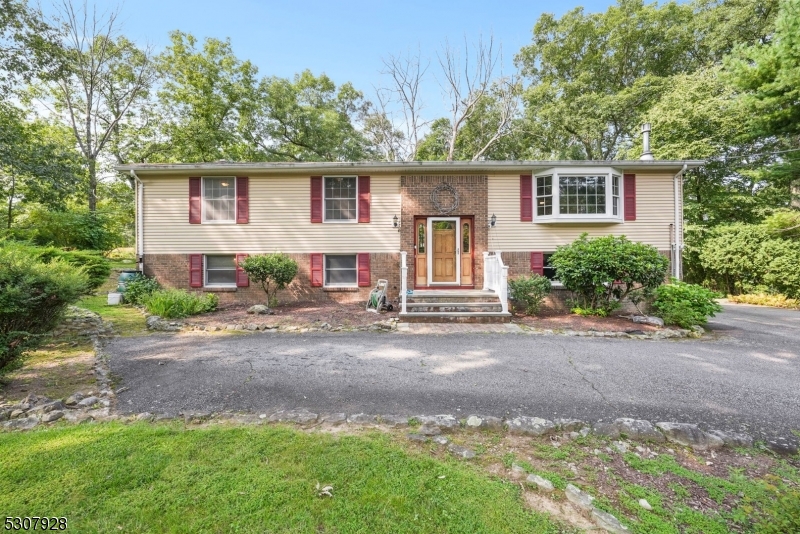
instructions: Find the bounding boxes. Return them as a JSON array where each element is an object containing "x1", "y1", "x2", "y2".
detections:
[
  {"x1": 185, "y1": 301, "x2": 398, "y2": 329},
  {"x1": 514, "y1": 310, "x2": 659, "y2": 333},
  {"x1": 1, "y1": 340, "x2": 96, "y2": 402}
]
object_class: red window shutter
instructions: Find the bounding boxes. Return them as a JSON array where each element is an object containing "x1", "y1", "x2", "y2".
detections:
[
  {"x1": 310, "y1": 253, "x2": 323, "y2": 287},
  {"x1": 624, "y1": 174, "x2": 637, "y2": 221},
  {"x1": 189, "y1": 177, "x2": 202, "y2": 224},
  {"x1": 520, "y1": 175, "x2": 533, "y2": 221},
  {"x1": 189, "y1": 254, "x2": 203, "y2": 287},
  {"x1": 310, "y1": 176, "x2": 323, "y2": 223},
  {"x1": 357, "y1": 253, "x2": 370, "y2": 287},
  {"x1": 530, "y1": 252, "x2": 544, "y2": 276},
  {"x1": 358, "y1": 176, "x2": 370, "y2": 223},
  {"x1": 236, "y1": 253, "x2": 249, "y2": 287},
  {"x1": 236, "y1": 177, "x2": 249, "y2": 224}
]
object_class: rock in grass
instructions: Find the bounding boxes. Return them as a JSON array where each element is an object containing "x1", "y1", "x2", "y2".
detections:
[
  {"x1": 432, "y1": 436, "x2": 449, "y2": 445},
  {"x1": 565, "y1": 484, "x2": 595, "y2": 512},
  {"x1": 705, "y1": 429, "x2": 754, "y2": 448},
  {"x1": 639, "y1": 498, "x2": 652, "y2": 511},
  {"x1": 407, "y1": 433, "x2": 428, "y2": 443},
  {"x1": 465, "y1": 414, "x2": 503, "y2": 430},
  {"x1": 42, "y1": 411, "x2": 64, "y2": 423},
  {"x1": 380, "y1": 414, "x2": 409, "y2": 427},
  {"x1": 418, "y1": 425, "x2": 442, "y2": 436},
  {"x1": 416, "y1": 415, "x2": 459, "y2": 432},
  {"x1": 655, "y1": 422, "x2": 724, "y2": 451},
  {"x1": 526, "y1": 474, "x2": 555, "y2": 492},
  {"x1": 2, "y1": 417, "x2": 39, "y2": 430},
  {"x1": 507, "y1": 416, "x2": 555, "y2": 436},
  {"x1": 447, "y1": 443, "x2": 476, "y2": 459},
  {"x1": 347, "y1": 413, "x2": 378, "y2": 424},
  {"x1": 592, "y1": 508, "x2": 629, "y2": 533},
  {"x1": 77, "y1": 396, "x2": 99, "y2": 408}
]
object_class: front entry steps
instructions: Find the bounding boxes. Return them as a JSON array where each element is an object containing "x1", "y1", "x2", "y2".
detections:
[{"x1": 399, "y1": 290, "x2": 511, "y2": 323}]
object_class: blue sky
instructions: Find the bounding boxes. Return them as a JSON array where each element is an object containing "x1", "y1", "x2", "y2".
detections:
[{"x1": 43, "y1": 0, "x2": 618, "y2": 118}]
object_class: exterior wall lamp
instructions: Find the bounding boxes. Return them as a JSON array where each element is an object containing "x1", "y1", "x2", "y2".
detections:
[
  {"x1": 489, "y1": 214, "x2": 497, "y2": 228},
  {"x1": 393, "y1": 214, "x2": 400, "y2": 231}
]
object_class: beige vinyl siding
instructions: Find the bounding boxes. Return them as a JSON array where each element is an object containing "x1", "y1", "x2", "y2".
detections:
[
  {"x1": 488, "y1": 173, "x2": 676, "y2": 250},
  {"x1": 141, "y1": 174, "x2": 401, "y2": 254}
]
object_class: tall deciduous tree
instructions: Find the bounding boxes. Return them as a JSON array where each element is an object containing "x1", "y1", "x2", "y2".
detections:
[
  {"x1": 156, "y1": 31, "x2": 258, "y2": 162},
  {"x1": 0, "y1": 0, "x2": 61, "y2": 93},
  {"x1": 45, "y1": 1, "x2": 154, "y2": 211},
  {"x1": 516, "y1": 0, "x2": 699, "y2": 160}
]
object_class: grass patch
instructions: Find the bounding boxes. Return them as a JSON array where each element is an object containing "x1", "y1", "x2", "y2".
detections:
[
  {"x1": 76, "y1": 269, "x2": 148, "y2": 337},
  {"x1": 1, "y1": 340, "x2": 95, "y2": 400},
  {"x1": 0, "y1": 423, "x2": 564, "y2": 533}
]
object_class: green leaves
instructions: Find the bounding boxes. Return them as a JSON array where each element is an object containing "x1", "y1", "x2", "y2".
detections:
[
  {"x1": 508, "y1": 274, "x2": 552, "y2": 315},
  {"x1": 549, "y1": 234, "x2": 669, "y2": 312},
  {"x1": 240, "y1": 253, "x2": 299, "y2": 306},
  {"x1": 652, "y1": 279, "x2": 723, "y2": 328}
]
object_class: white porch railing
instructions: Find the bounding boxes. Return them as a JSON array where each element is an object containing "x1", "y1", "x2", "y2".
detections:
[
  {"x1": 483, "y1": 251, "x2": 509, "y2": 314},
  {"x1": 400, "y1": 251, "x2": 408, "y2": 314}
]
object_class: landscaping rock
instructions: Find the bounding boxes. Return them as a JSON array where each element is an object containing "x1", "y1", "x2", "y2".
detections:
[
  {"x1": 406, "y1": 433, "x2": 428, "y2": 443},
  {"x1": 10, "y1": 409, "x2": 25, "y2": 419},
  {"x1": 320, "y1": 413, "x2": 347, "y2": 425},
  {"x1": 766, "y1": 437, "x2": 799, "y2": 456},
  {"x1": 347, "y1": 413, "x2": 378, "y2": 425},
  {"x1": 632, "y1": 315, "x2": 665, "y2": 327},
  {"x1": 639, "y1": 499, "x2": 653, "y2": 511},
  {"x1": 507, "y1": 416, "x2": 556, "y2": 436},
  {"x1": 380, "y1": 414, "x2": 409, "y2": 427},
  {"x1": 690, "y1": 325, "x2": 705, "y2": 334},
  {"x1": 42, "y1": 410, "x2": 64, "y2": 423},
  {"x1": 184, "y1": 412, "x2": 212, "y2": 424},
  {"x1": 28, "y1": 400, "x2": 65, "y2": 414},
  {"x1": 416, "y1": 414, "x2": 459, "y2": 432},
  {"x1": 77, "y1": 396, "x2": 99, "y2": 408},
  {"x1": 526, "y1": 474, "x2": 555, "y2": 492},
  {"x1": 565, "y1": 484, "x2": 595, "y2": 512},
  {"x1": 465, "y1": 414, "x2": 503, "y2": 430},
  {"x1": 706, "y1": 429, "x2": 754, "y2": 448},
  {"x1": 247, "y1": 305, "x2": 274, "y2": 315},
  {"x1": 432, "y1": 435, "x2": 449, "y2": 445},
  {"x1": 609, "y1": 418, "x2": 665, "y2": 442},
  {"x1": 447, "y1": 443, "x2": 476, "y2": 459},
  {"x1": 592, "y1": 508, "x2": 629, "y2": 533},
  {"x1": 269, "y1": 409, "x2": 318, "y2": 424},
  {"x1": 2, "y1": 417, "x2": 39, "y2": 430},
  {"x1": 0, "y1": 409, "x2": 9, "y2": 422},
  {"x1": 418, "y1": 425, "x2": 442, "y2": 436},
  {"x1": 555, "y1": 418, "x2": 586, "y2": 432},
  {"x1": 136, "y1": 412, "x2": 154, "y2": 421},
  {"x1": 511, "y1": 463, "x2": 526, "y2": 474},
  {"x1": 655, "y1": 422, "x2": 724, "y2": 450},
  {"x1": 245, "y1": 323, "x2": 259, "y2": 331},
  {"x1": 146, "y1": 316, "x2": 162, "y2": 328},
  {"x1": 612, "y1": 441, "x2": 629, "y2": 454}
]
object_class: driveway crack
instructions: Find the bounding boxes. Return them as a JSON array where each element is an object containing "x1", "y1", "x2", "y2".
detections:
[{"x1": 567, "y1": 355, "x2": 616, "y2": 409}]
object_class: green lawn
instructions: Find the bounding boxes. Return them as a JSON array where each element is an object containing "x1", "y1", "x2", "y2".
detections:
[{"x1": 0, "y1": 423, "x2": 565, "y2": 534}]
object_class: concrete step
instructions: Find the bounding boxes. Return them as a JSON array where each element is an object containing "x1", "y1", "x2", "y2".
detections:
[
  {"x1": 399, "y1": 311, "x2": 511, "y2": 324},
  {"x1": 405, "y1": 301, "x2": 499, "y2": 308}
]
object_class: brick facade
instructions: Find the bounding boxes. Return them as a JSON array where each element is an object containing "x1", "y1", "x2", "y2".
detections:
[
  {"x1": 400, "y1": 175, "x2": 488, "y2": 288},
  {"x1": 144, "y1": 253, "x2": 400, "y2": 306}
]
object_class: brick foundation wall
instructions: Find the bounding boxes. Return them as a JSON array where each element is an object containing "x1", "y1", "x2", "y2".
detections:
[
  {"x1": 144, "y1": 253, "x2": 400, "y2": 307},
  {"x1": 400, "y1": 175, "x2": 488, "y2": 288}
]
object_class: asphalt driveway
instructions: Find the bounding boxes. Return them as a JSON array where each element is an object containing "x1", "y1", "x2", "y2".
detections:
[{"x1": 107, "y1": 303, "x2": 800, "y2": 440}]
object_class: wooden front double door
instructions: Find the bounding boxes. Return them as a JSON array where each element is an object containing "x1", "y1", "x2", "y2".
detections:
[{"x1": 414, "y1": 216, "x2": 474, "y2": 287}]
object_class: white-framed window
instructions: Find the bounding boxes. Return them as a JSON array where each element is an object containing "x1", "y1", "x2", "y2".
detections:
[
  {"x1": 324, "y1": 254, "x2": 357, "y2": 287},
  {"x1": 533, "y1": 167, "x2": 623, "y2": 222},
  {"x1": 205, "y1": 255, "x2": 236, "y2": 287},
  {"x1": 203, "y1": 177, "x2": 236, "y2": 223},
  {"x1": 324, "y1": 176, "x2": 357, "y2": 222}
]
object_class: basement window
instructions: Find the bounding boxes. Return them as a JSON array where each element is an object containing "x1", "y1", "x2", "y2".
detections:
[
  {"x1": 324, "y1": 254, "x2": 357, "y2": 287},
  {"x1": 205, "y1": 255, "x2": 236, "y2": 287}
]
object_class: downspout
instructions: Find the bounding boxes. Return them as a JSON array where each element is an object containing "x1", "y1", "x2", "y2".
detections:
[
  {"x1": 673, "y1": 163, "x2": 687, "y2": 280},
  {"x1": 130, "y1": 170, "x2": 144, "y2": 273}
]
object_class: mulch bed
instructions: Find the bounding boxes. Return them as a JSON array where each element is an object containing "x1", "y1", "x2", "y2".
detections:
[
  {"x1": 513, "y1": 310, "x2": 659, "y2": 332},
  {"x1": 186, "y1": 301, "x2": 398, "y2": 329}
]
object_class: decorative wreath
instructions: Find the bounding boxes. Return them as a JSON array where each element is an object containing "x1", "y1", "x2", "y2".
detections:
[{"x1": 430, "y1": 183, "x2": 459, "y2": 214}]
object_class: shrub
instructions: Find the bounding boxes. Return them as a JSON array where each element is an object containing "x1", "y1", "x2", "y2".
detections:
[
  {"x1": 549, "y1": 234, "x2": 669, "y2": 313},
  {"x1": 240, "y1": 253, "x2": 299, "y2": 307},
  {"x1": 0, "y1": 245, "x2": 90, "y2": 374},
  {"x1": 508, "y1": 274, "x2": 551, "y2": 315},
  {"x1": 762, "y1": 239, "x2": 800, "y2": 299},
  {"x1": 34, "y1": 248, "x2": 111, "y2": 291},
  {"x1": 123, "y1": 274, "x2": 161, "y2": 306},
  {"x1": 24, "y1": 208, "x2": 125, "y2": 253},
  {"x1": 728, "y1": 293, "x2": 800, "y2": 309},
  {"x1": 143, "y1": 289, "x2": 218, "y2": 319},
  {"x1": 699, "y1": 224, "x2": 771, "y2": 294},
  {"x1": 652, "y1": 279, "x2": 722, "y2": 328}
]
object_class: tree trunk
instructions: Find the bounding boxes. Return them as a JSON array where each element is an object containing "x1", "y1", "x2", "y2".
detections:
[
  {"x1": 7, "y1": 170, "x2": 15, "y2": 229},
  {"x1": 88, "y1": 157, "x2": 97, "y2": 212}
]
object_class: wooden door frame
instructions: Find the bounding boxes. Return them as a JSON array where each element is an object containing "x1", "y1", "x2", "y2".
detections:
[{"x1": 413, "y1": 215, "x2": 474, "y2": 289}]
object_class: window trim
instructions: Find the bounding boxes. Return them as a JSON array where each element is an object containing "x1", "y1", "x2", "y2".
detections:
[
  {"x1": 322, "y1": 175, "x2": 359, "y2": 224},
  {"x1": 323, "y1": 253, "x2": 359, "y2": 288},
  {"x1": 533, "y1": 167, "x2": 624, "y2": 223},
  {"x1": 204, "y1": 254, "x2": 237, "y2": 288},
  {"x1": 201, "y1": 176, "x2": 237, "y2": 224}
]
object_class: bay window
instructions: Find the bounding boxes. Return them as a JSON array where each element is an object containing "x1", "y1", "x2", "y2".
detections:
[{"x1": 534, "y1": 168, "x2": 624, "y2": 222}]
